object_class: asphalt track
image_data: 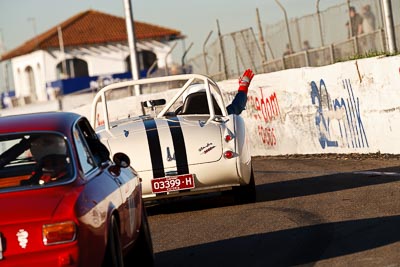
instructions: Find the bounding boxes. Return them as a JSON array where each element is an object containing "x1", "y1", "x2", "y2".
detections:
[{"x1": 146, "y1": 154, "x2": 400, "y2": 267}]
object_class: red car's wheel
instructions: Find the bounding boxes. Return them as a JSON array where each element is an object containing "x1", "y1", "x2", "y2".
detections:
[
  {"x1": 103, "y1": 215, "x2": 124, "y2": 267},
  {"x1": 127, "y1": 202, "x2": 155, "y2": 266}
]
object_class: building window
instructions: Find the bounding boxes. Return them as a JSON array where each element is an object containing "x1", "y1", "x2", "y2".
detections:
[
  {"x1": 125, "y1": 50, "x2": 157, "y2": 77},
  {"x1": 56, "y1": 58, "x2": 89, "y2": 79},
  {"x1": 25, "y1": 66, "x2": 36, "y2": 100}
]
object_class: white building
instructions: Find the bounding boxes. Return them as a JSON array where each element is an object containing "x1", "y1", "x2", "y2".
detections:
[{"x1": 0, "y1": 9, "x2": 184, "y2": 106}]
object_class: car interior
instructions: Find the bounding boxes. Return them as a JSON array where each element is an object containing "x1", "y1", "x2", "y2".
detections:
[
  {"x1": 179, "y1": 91, "x2": 223, "y2": 115},
  {"x1": 0, "y1": 134, "x2": 73, "y2": 189}
]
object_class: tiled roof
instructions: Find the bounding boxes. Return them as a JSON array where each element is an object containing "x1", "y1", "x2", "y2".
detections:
[{"x1": 1, "y1": 9, "x2": 184, "y2": 61}]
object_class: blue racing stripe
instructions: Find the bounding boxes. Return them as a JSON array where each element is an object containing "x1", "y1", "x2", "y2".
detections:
[
  {"x1": 168, "y1": 117, "x2": 189, "y2": 175},
  {"x1": 143, "y1": 118, "x2": 165, "y2": 178}
]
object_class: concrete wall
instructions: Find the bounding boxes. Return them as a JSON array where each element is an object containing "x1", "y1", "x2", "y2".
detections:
[
  {"x1": 219, "y1": 55, "x2": 400, "y2": 155},
  {"x1": 2, "y1": 55, "x2": 400, "y2": 156}
]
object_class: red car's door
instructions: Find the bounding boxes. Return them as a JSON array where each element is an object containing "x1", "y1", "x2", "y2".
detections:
[
  {"x1": 115, "y1": 165, "x2": 142, "y2": 247},
  {"x1": 73, "y1": 118, "x2": 141, "y2": 259}
]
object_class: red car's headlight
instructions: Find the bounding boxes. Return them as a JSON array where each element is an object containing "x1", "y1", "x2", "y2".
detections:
[{"x1": 43, "y1": 221, "x2": 77, "y2": 246}]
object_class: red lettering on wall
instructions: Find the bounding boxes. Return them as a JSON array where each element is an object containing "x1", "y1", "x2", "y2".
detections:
[
  {"x1": 248, "y1": 87, "x2": 281, "y2": 147},
  {"x1": 248, "y1": 87, "x2": 280, "y2": 123},
  {"x1": 257, "y1": 125, "x2": 277, "y2": 146}
]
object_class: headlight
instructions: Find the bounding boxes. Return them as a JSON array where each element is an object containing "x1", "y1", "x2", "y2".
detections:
[{"x1": 43, "y1": 221, "x2": 77, "y2": 246}]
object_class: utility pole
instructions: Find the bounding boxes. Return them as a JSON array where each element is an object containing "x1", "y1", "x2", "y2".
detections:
[
  {"x1": 316, "y1": 0, "x2": 324, "y2": 46},
  {"x1": 123, "y1": 0, "x2": 140, "y2": 95},
  {"x1": 217, "y1": 19, "x2": 228, "y2": 80},
  {"x1": 275, "y1": 0, "x2": 293, "y2": 53},
  {"x1": 203, "y1": 31, "x2": 213, "y2": 76},
  {"x1": 28, "y1": 17, "x2": 39, "y2": 49},
  {"x1": 0, "y1": 29, "x2": 9, "y2": 93},
  {"x1": 57, "y1": 26, "x2": 68, "y2": 79},
  {"x1": 256, "y1": 8, "x2": 268, "y2": 63},
  {"x1": 382, "y1": 0, "x2": 397, "y2": 53},
  {"x1": 346, "y1": 0, "x2": 352, "y2": 38}
]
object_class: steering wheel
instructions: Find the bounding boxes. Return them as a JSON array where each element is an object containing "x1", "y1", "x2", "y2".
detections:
[{"x1": 174, "y1": 105, "x2": 183, "y2": 115}]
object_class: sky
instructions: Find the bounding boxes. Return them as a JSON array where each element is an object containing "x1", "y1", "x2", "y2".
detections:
[{"x1": 0, "y1": 0, "x2": 345, "y2": 61}]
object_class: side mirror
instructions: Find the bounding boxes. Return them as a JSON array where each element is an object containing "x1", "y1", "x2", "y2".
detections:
[
  {"x1": 141, "y1": 99, "x2": 166, "y2": 116},
  {"x1": 142, "y1": 99, "x2": 166, "y2": 108},
  {"x1": 109, "y1": 153, "x2": 130, "y2": 176},
  {"x1": 113, "y1": 152, "x2": 130, "y2": 168}
]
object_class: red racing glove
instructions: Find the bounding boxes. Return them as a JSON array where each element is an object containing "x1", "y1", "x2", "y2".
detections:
[{"x1": 238, "y1": 69, "x2": 254, "y2": 94}]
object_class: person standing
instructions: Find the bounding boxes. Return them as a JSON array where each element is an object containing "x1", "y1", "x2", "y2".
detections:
[
  {"x1": 361, "y1": 4, "x2": 376, "y2": 34},
  {"x1": 302, "y1": 40, "x2": 312, "y2": 51},
  {"x1": 361, "y1": 4, "x2": 377, "y2": 52},
  {"x1": 346, "y1": 6, "x2": 363, "y2": 38},
  {"x1": 283, "y1": 43, "x2": 293, "y2": 56}
]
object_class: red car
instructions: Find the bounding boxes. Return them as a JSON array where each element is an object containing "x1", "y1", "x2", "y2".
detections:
[{"x1": 0, "y1": 112, "x2": 154, "y2": 267}]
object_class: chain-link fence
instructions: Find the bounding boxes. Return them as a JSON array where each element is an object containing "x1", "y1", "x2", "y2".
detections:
[
  {"x1": 265, "y1": 0, "x2": 391, "y2": 57},
  {"x1": 187, "y1": 0, "x2": 399, "y2": 81},
  {"x1": 187, "y1": 28, "x2": 266, "y2": 81}
]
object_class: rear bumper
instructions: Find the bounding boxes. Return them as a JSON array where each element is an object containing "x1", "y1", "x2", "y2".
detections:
[
  {"x1": 2, "y1": 245, "x2": 79, "y2": 267},
  {"x1": 142, "y1": 183, "x2": 237, "y2": 201},
  {"x1": 140, "y1": 158, "x2": 242, "y2": 200}
]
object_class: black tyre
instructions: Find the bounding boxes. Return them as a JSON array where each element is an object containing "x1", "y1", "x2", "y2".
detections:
[
  {"x1": 127, "y1": 202, "x2": 154, "y2": 267},
  {"x1": 103, "y1": 215, "x2": 124, "y2": 267},
  {"x1": 233, "y1": 167, "x2": 256, "y2": 204}
]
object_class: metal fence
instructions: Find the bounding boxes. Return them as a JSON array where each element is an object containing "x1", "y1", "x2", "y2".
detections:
[
  {"x1": 187, "y1": 0, "x2": 399, "y2": 81},
  {"x1": 187, "y1": 28, "x2": 267, "y2": 81}
]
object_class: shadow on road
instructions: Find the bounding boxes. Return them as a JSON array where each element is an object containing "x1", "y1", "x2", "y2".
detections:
[
  {"x1": 146, "y1": 166, "x2": 400, "y2": 215},
  {"x1": 146, "y1": 192, "x2": 235, "y2": 215},
  {"x1": 154, "y1": 215, "x2": 400, "y2": 267},
  {"x1": 256, "y1": 166, "x2": 400, "y2": 202}
]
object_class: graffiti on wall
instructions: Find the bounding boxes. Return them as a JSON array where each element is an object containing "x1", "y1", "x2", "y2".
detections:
[
  {"x1": 311, "y1": 79, "x2": 368, "y2": 149},
  {"x1": 247, "y1": 87, "x2": 281, "y2": 147}
]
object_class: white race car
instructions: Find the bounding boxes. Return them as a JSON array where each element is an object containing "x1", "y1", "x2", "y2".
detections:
[{"x1": 90, "y1": 74, "x2": 256, "y2": 204}]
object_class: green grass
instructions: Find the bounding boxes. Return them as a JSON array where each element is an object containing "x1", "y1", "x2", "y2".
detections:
[{"x1": 337, "y1": 50, "x2": 400, "y2": 62}]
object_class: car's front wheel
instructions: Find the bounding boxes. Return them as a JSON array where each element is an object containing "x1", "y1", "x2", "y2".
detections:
[
  {"x1": 103, "y1": 215, "x2": 124, "y2": 267},
  {"x1": 128, "y1": 201, "x2": 155, "y2": 266}
]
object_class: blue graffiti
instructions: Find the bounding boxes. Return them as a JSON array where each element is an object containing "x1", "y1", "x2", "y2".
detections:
[
  {"x1": 311, "y1": 79, "x2": 338, "y2": 148},
  {"x1": 333, "y1": 79, "x2": 368, "y2": 148},
  {"x1": 310, "y1": 79, "x2": 368, "y2": 149}
]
